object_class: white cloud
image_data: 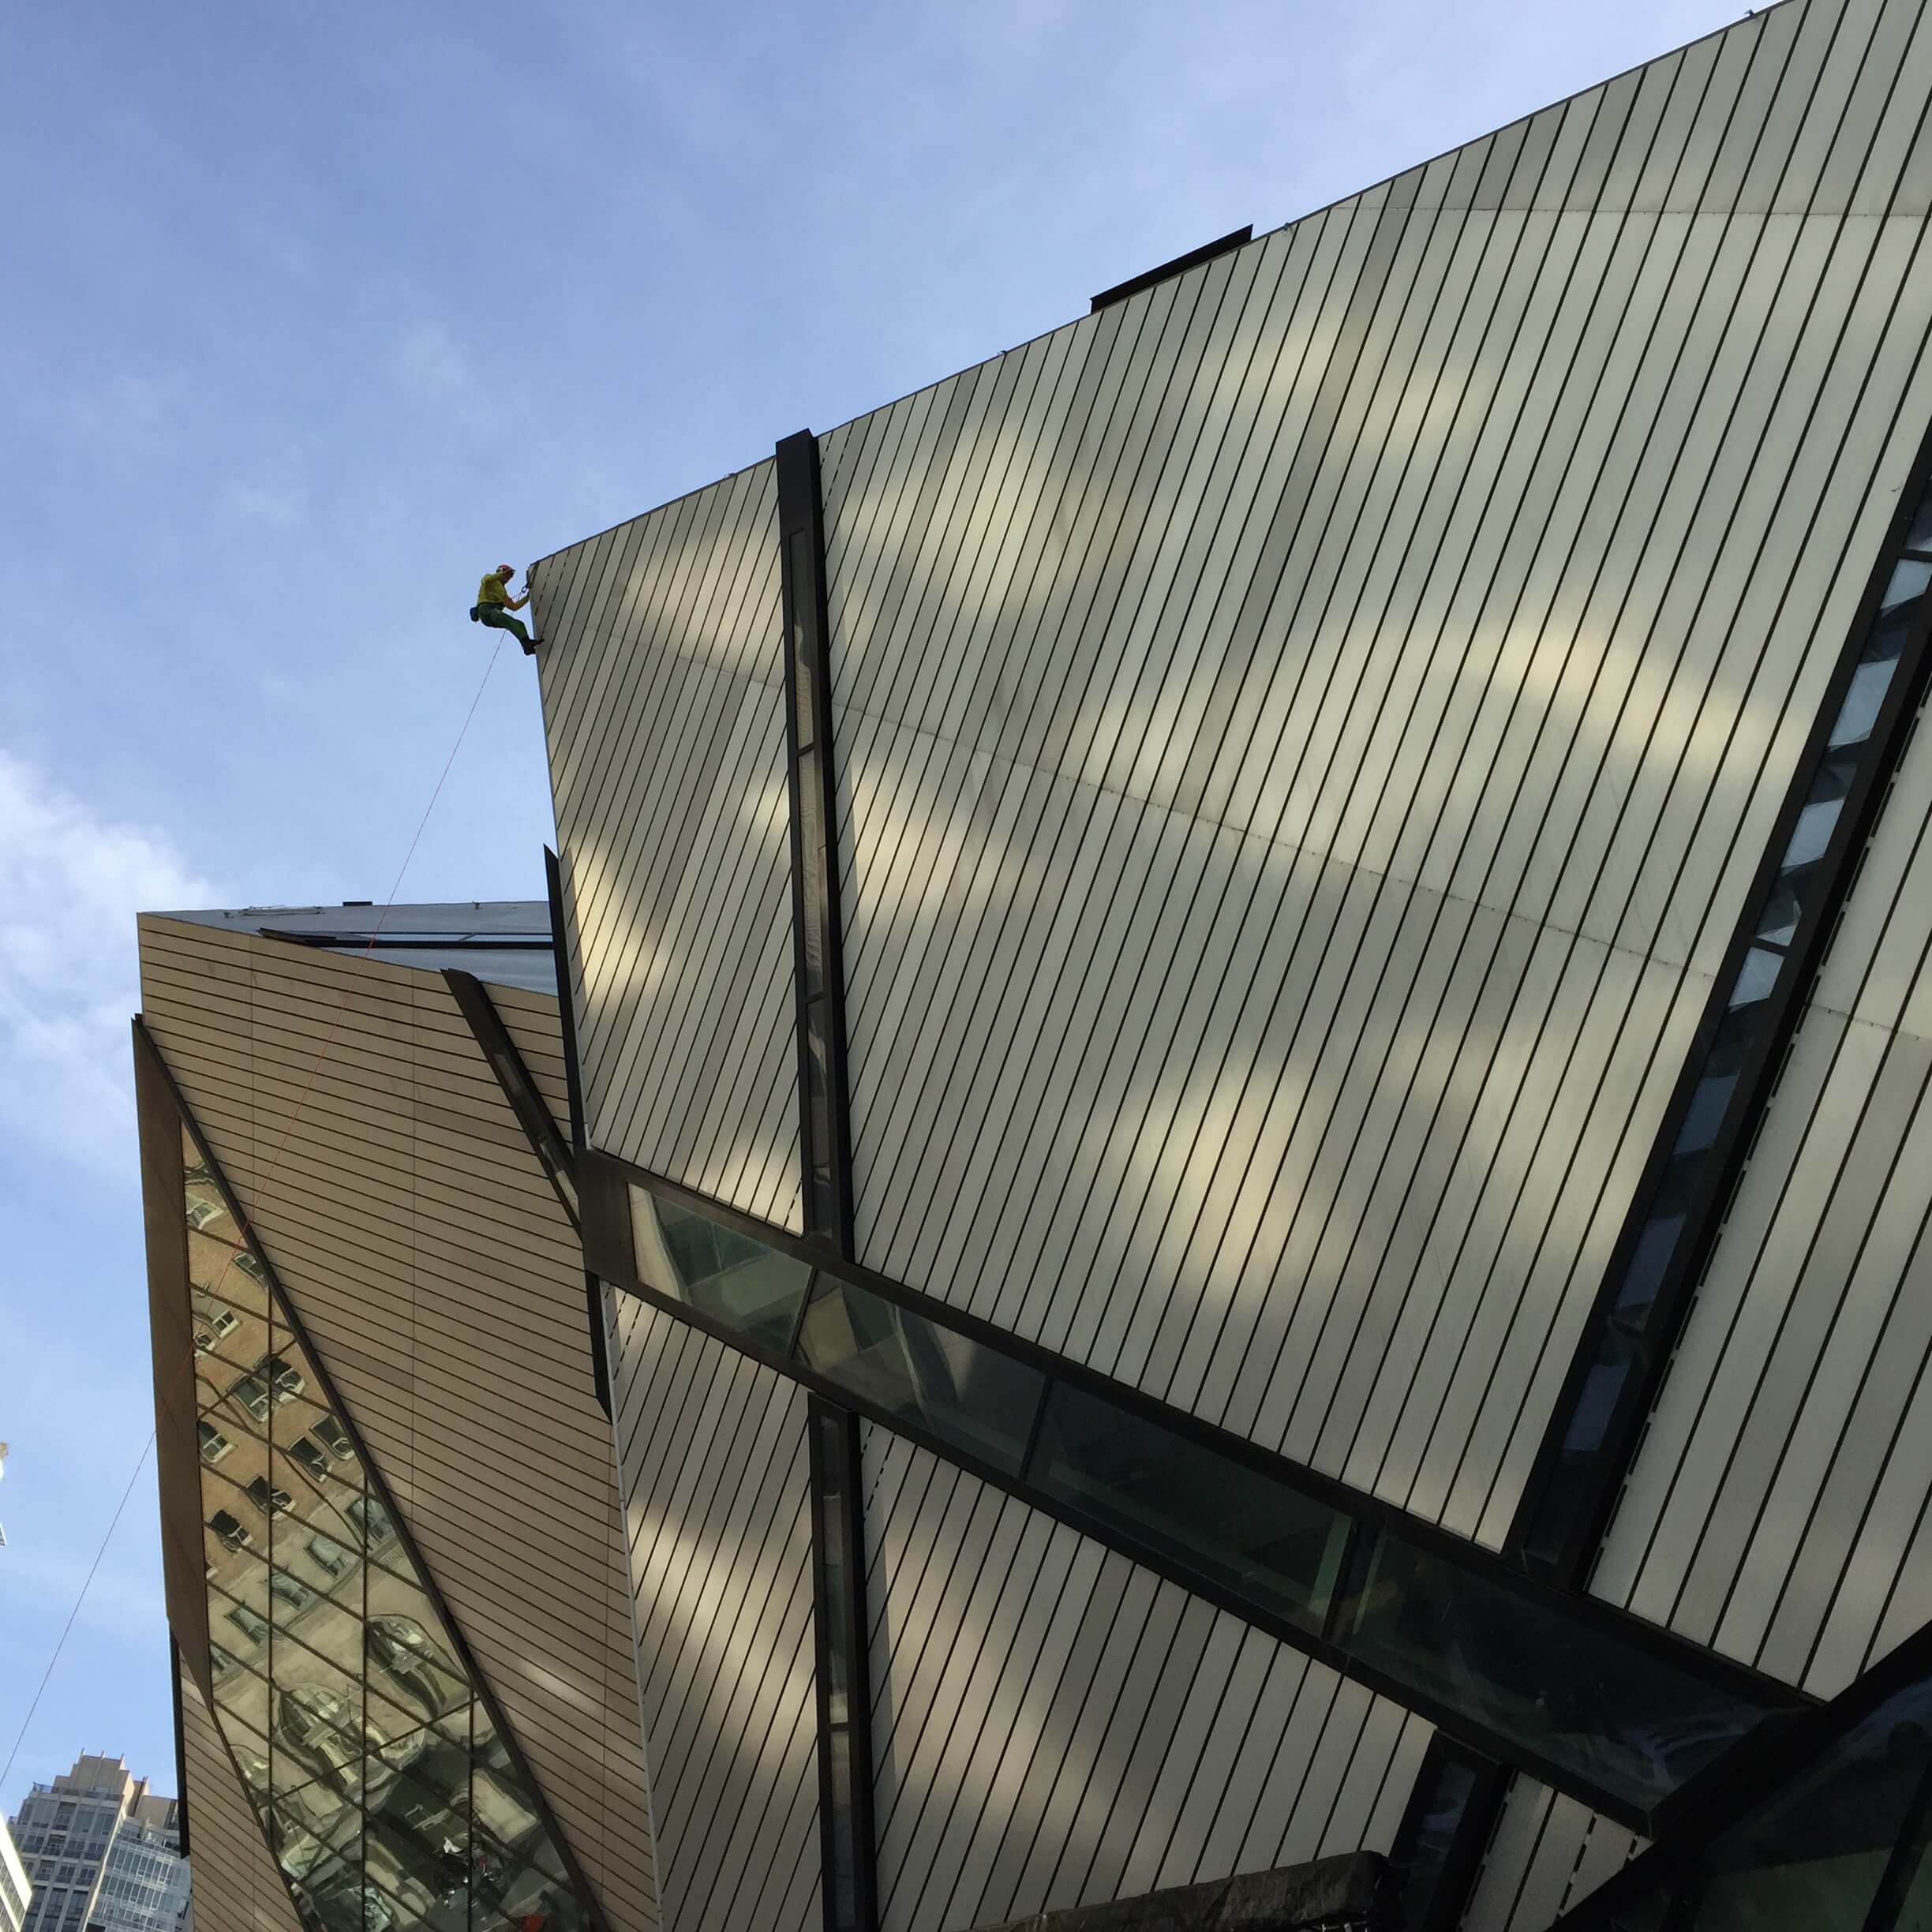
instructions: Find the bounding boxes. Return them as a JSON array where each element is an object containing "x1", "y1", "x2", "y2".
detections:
[
  {"x1": 224, "y1": 477, "x2": 308, "y2": 527},
  {"x1": 65, "y1": 371, "x2": 189, "y2": 476},
  {"x1": 0, "y1": 754, "x2": 220, "y2": 1169},
  {"x1": 393, "y1": 319, "x2": 478, "y2": 403}
]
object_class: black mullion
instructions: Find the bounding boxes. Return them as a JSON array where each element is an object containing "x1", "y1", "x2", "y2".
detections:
[
  {"x1": 808, "y1": 1400, "x2": 879, "y2": 1932},
  {"x1": 442, "y1": 968, "x2": 579, "y2": 1230},
  {"x1": 777, "y1": 425, "x2": 878, "y2": 1932}
]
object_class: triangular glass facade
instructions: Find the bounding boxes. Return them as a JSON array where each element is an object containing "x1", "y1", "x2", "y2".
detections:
[{"x1": 175, "y1": 1112, "x2": 594, "y2": 1932}]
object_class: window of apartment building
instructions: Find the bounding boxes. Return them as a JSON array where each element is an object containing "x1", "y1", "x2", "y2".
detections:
[
  {"x1": 267, "y1": 1571, "x2": 313, "y2": 1613},
  {"x1": 244, "y1": 1476, "x2": 292, "y2": 1516},
  {"x1": 190, "y1": 1301, "x2": 238, "y2": 1355},
  {"x1": 305, "y1": 1533, "x2": 348, "y2": 1576},
  {"x1": 226, "y1": 1603, "x2": 270, "y2": 1646},
  {"x1": 208, "y1": 1508, "x2": 250, "y2": 1552},
  {"x1": 196, "y1": 1421, "x2": 231, "y2": 1465}
]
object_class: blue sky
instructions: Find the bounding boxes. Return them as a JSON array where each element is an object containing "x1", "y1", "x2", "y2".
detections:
[{"x1": 1, "y1": 0, "x2": 1739, "y2": 1818}]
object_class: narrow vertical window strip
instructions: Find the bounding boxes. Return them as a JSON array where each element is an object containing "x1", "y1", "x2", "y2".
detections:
[
  {"x1": 809, "y1": 1399, "x2": 880, "y2": 1932},
  {"x1": 777, "y1": 427, "x2": 857, "y2": 1255},
  {"x1": 1510, "y1": 439, "x2": 1932, "y2": 1587},
  {"x1": 777, "y1": 426, "x2": 880, "y2": 1927},
  {"x1": 1384, "y1": 1736, "x2": 1509, "y2": 1932},
  {"x1": 545, "y1": 844, "x2": 614, "y2": 1422}
]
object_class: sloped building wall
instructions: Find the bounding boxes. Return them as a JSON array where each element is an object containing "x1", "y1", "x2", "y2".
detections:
[{"x1": 137, "y1": 919, "x2": 658, "y2": 1932}]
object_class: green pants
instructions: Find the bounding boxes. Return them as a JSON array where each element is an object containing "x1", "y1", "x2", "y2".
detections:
[{"x1": 472, "y1": 604, "x2": 533, "y2": 645}]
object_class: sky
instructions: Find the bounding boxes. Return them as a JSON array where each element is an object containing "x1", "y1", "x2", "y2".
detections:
[{"x1": 0, "y1": 0, "x2": 1744, "y2": 1822}]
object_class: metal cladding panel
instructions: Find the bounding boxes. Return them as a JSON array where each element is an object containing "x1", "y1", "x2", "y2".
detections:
[
  {"x1": 178, "y1": 1661, "x2": 306, "y2": 1932},
  {"x1": 533, "y1": 462, "x2": 802, "y2": 1231},
  {"x1": 861, "y1": 1432, "x2": 1430, "y2": 1932},
  {"x1": 1592, "y1": 698, "x2": 1932, "y2": 1698},
  {"x1": 1460, "y1": 1778, "x2": 1645, "y2": 1932},
  {"x1": 136, "y1": 917, "x2": 660, "y2": 1932},
  {"x1": 820, "y1": 0, "x2": 1932, "y2": 1539},
  {"x1": 610, "y1": 1297, "x2": 822, "y2": 1932}
]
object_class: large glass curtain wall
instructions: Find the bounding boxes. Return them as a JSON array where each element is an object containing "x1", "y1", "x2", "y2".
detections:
[{"x1": 179, "y1": 1124, "x2": 588, "y2": 1932}]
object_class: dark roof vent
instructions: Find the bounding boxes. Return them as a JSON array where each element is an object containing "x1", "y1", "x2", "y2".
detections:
[{"x1": 1090, "y1": 225, "x2": 1253, "y2": 313}]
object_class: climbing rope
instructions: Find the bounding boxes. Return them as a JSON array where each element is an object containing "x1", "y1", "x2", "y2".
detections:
[{"x1": 1, "y1": 637, "x2": 509, "y2": 1789}]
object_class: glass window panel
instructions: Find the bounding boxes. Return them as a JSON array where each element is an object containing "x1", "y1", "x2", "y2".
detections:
[
  {"x1": 293, "y1": 1851, "x2": 390, "y2": 1932},
  {"x1": 364, "y1": 1731, "x2": 472, "y2": 1932},
  {"x1": 365, "y1": 1579, "x2": 466, "y2": 1739},
  {"x1": 1031, "y1": 1383, "x2": 1350, "y2": 1634},
  {"x1": 1757, "y1": 882, "x2": 1803, "y2": 949},
  {"x1": 1337, "y1": 1533, "x2": 1766, "y2": 1815},
  {"x1": 348, "y1": 1493, "x2": 400, "y2": 1552},
  {"x1": 1830, "y1": 655, "x2": 1897, "y2": 750},
  {"x1": 800, "y1": 782, "x2": 828, "y2": 1002},
  {"x1": 471, "y1": 1709, "x2": 552, "y2": 1870},
  {"x1": 270, "y1": 1770, "x2": 363, "y2": 1874},
  {"x1": 1728, "y1": 945, "x2": 1784, "y2": 1011},
  {"x1": 1673, "y1": 1069, "x2": 1739, "y2": 1157},
  {"x1": 797, "y1": 1279, "x2": 1045, "y2": 1473},
  {"x1": 212, "y1": 1655, "x2": 277, "y2": 1769},
  {"x1": 628, "y1": 1190, "x2": 815, "y2": 1352},
  {"x1": 491, "y1": 1864, "x2": 590, "y2": 1932},
  {"x1": 1883, "y1": 556, "x2": 1932, "y2": 613},
  {"x1": 1782, "y1": 796, "x2": 1844, "y2": 874},
  {"x1": 1906, "y1": 492, "x2": 1932, "y2": 555}
]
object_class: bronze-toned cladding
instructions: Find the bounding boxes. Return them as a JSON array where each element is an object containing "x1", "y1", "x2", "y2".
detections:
[
  {"x1": 137, "y1": 1028, "x2": 215, "y2": 1704},
  {"x1": 136, "y1": 915, "x2": 659, "y2": 1932}
]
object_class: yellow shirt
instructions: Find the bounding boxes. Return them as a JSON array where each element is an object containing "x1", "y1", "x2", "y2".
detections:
[{"x1": 477, "y1": 571, "x2": 511, "y2": 607}]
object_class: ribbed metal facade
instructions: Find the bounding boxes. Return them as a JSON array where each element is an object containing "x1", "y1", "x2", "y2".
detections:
[
  {"x1": 609, "y1": 1298, "x2": 821, "y2": 1932},
  {"x1": 534, "y1": 461, "x2": 802, "y2": 1231},
  {"x1": 861, "y1": 1434, "x2": 1428, "y2": 1932}
]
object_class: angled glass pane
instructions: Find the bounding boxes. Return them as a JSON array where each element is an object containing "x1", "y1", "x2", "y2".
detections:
[
  {"x1": 1581, "y1": 1678, "x2": 1932, "y2": 1931},
  {"x1": 489, "y1": 1863, "x2": 591, "y2": 1932},
  {"x1": 796, "y1": 1277, "x2": 1044, "y2": 1472},
  {"x1": 1031, "y1": 1382, "x2": 1349, "y2": 1634},
  {"x1": 1882, "y1": 554, "x2": 1932, "y2": 614},
  {"x1": 1337, "y1": 1533, "x2": 1763, "y2": 1817},
  {"x1": 472, "y1": 1707, "x2": 568, "y2": 1884},
  {"x1": 1829, "y1": 654, "x2": 1897, "y2": 749},
  {"x1": 629, "y1": 1189, "x2": 814, "y2": 1350},
  {"x1": 365, "y1": 1566, "x2": 467, "y2": 1739},
  {"x1": 363, "y1": 1719, "x2": 473, "y2": 1932},
  {"x1": 290, "y1": 1849, "x2": 383, "y2": 1932}
]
